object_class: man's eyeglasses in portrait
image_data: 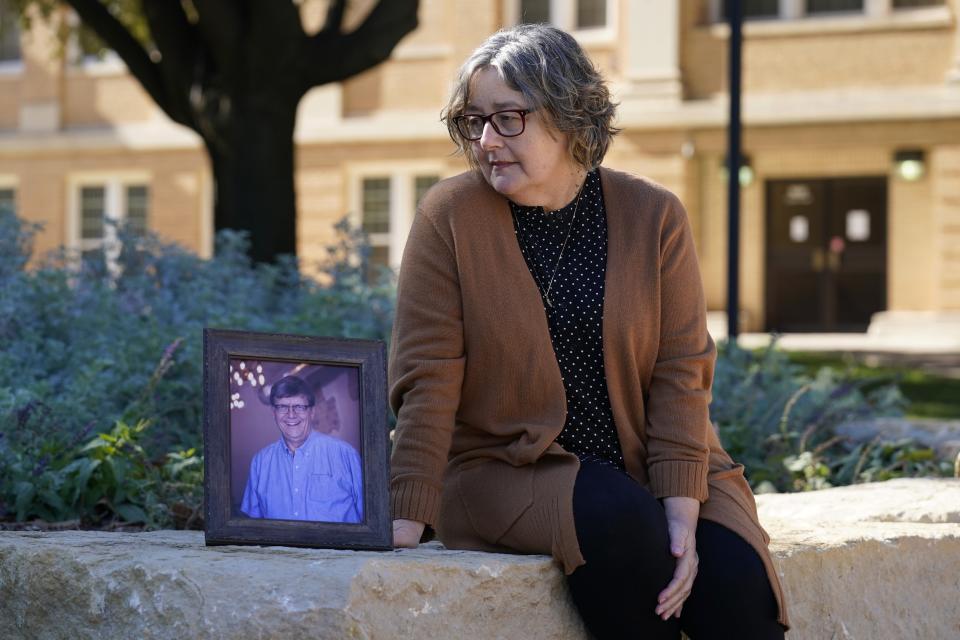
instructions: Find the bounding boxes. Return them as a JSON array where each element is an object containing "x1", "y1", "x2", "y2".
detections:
[{"x1": 272, "y1": 403, "x2": 312, "y2": 415}]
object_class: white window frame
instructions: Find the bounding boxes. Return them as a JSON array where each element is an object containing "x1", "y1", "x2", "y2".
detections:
[
  {"x1": 347, "y1": 163, "x2": 448, "y2": 271},
  {"x1": 67, "y1": 172, "x2": 151, "y2": 263},
  {"x1": 505, "y1": 0, "x2": 618, "y2": 45}
]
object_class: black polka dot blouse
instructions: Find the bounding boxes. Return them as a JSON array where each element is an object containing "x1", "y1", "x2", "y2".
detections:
[{"x1": 509, "y1": 169, "x2": 626, "y2": 471}]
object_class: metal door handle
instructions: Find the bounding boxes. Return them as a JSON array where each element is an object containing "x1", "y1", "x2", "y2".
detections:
[
  {"x1": 811, "y1": 248, "x2": 825, "y2": 272},
  {"x1": 827, "y1": 251, "x2": 841, "y2": 272}
]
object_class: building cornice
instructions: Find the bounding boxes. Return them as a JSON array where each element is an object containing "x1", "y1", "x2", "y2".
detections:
[
  {"x1": 1, "y1": 86, "x2": 958, "y2": 155},
  {"x1": 617, "y1": 85, "x2": 960, "y2": 129},
  {"x1": 0, "y1": 118, "x2": 202, "y2": 154}
]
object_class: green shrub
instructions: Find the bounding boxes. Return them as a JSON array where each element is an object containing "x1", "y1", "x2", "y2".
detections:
[
  {"x1": 1, "y1": 205, "x2": 953, "y2": 526},
  {"x1": 711, "y1": 338, "x2": 953, "y2": 492},
  {"x1": 0, "y1": 210, "x2": 394, "y2": 527}
]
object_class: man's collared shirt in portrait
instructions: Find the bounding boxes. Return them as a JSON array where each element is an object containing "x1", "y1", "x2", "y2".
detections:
[{"x1": 241, "y1": 430, "x2": 363, "y2": 523}]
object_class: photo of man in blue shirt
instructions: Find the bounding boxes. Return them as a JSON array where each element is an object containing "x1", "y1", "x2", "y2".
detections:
[{"x1": 240, "y1": 375, "x2": 364, "y2": 523}]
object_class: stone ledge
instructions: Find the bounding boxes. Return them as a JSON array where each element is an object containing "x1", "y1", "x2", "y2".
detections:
[{"x1": 1, "y1": 478, "x2": 959, "y2": 640}]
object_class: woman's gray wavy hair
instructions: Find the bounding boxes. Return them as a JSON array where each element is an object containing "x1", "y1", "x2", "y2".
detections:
[{"x1": 442, "y1": 24, "x2": 619, "y2": 172}]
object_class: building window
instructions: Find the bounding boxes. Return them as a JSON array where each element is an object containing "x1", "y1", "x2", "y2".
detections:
[
  {"x1": 717, "y1": 0, "x2": 942, "y2": 21},
  {"x1": 520, "y1": 0, "x2": 551, "y2": 23},
  {"x1": 80, "y1": 186, "x2": 107, "y2": 252},
  {"x1": 806, "y1": 0, "x2": 864, "y2": 14},
  {"x1": 0, "y1": 5, "x2": 21, "y2": 63},
  {"x1": 414, "y1": 175, "x2": 440, "y2": 209},
  {"x1": 361, "y1": 177, "x2": 390, "y2": 235},
  {"x1": 709, "y1": 0, "x2": 944, "y2": 21},
  {"x1": 576, "y1": 0, "x2": 606, "y2": 28},
  {"x1": 517, "y1": 0, "x2": 611, "y2": 31},
  {"x1": 0, "y1": 187, "x2": 15, "y2": 214},
  {"x1": 75, "y1": 181, "x2": 150, "y2": 259},
  {"x1": 892, "y1": 0, "x2": 943, "y2": 7},
  {"x1": 125, "y1": 185, "x2": 149, "y2": 235},
  {"x1": 361, "y1": 177, "x2": 391, "y2": 279},
  {"x1": 355, "y1": 171, "x2": 445, "y2": 280}
]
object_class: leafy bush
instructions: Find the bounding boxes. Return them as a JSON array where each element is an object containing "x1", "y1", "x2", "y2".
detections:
[
  {"x1": 0, "y1": 210, "x2": 394, "y2": 527},
  {"x1": 1, "y1": 205, "x2": 953, "y2": 527},
  {"x1": 711, "y1": 339, "x2": 954, "y2": 492}
]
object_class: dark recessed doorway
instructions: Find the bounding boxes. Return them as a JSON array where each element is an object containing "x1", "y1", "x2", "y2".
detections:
[{"x1": 765, "y1": 177, "x2": 887, "y2": 332}]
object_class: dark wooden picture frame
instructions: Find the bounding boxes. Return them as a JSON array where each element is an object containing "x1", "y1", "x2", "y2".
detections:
[{"x1": 203, "y1": 328, "x2": 391, "y2": 550}]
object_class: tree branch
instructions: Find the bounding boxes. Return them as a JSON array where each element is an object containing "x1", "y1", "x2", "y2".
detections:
[
  {"x1": 140, "y1": 0, "x2": 197, "y2": 127},
  {"x1": 191, "y1": 0, "x2": 242, "y2": 89},
  {"x1": 250, "y1": 0, "x2": 302, "y2": 38},
  {"x1": 322, "y1": 0, "x2": 347, "y2": 35},
  {"x1": 304, "y1": 0, "x2": 418, "y2": 89},
  {"x1": 249, "y1": 0, "x2": 306, "y2": 96},
  {"x1": 63, "y1": 0, "x2": 174, "y2": 119}
]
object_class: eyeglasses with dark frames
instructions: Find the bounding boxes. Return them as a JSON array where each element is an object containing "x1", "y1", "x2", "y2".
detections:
[
  {"x1": 452, "y1": 109, "x2": 534, "y2": 141},
  {"x1": 272, "y1": 403, "x2": 312, "y2": 415}
]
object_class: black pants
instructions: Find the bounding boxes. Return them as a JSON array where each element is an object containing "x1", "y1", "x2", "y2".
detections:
[{"x1": 566, "y1": 461, "x2": 785, "y2": 640}]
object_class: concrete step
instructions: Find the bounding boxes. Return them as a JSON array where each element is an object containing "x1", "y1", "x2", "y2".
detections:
[{"x1": 706, "y1": 310, "x2": 960, "y2": 357}]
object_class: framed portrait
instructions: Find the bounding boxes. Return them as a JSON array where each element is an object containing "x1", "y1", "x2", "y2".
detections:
[{"x1": 203, "y1": 328, "x2": 391, "y2": 550}]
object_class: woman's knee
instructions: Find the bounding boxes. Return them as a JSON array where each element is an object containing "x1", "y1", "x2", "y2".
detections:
[
  {"x1": 571, "y1": 463, "x2": 673, "y2": 570},
  {"x1": 681, "y1": 520, "x2": 783, "y2": 639},
  {"x1": 693, "y1": 520, "x2": 771, "y2": 594}
]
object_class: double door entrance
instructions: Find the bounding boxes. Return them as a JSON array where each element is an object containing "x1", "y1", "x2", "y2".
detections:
[{"x1": 765, "y1": 177, "x2": 887, "y2": 333}]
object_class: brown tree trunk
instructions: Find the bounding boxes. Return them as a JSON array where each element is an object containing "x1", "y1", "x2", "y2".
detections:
[{"x1": 208, "y1": 96, "x2": 298, "y2": 263}]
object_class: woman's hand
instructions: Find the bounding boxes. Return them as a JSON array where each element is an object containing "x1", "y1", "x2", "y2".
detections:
[
  {"x1": 392, "y1": 518, "x2": 426, "y2": 548},
  {"x1": 656, "y1": 496, "x2": 700, "y2": 621}
]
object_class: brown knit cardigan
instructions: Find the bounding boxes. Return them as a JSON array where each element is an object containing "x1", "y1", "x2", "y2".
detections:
[{"x1": 388, "y1": 167, "x2": 789, "y2": 628}]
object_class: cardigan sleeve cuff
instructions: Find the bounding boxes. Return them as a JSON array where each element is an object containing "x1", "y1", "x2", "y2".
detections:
[
  {"x1": 648, "y1": 461, "x2": 709, "y2": 503},
  {"x1": 390, "y1": 478, "x2": 442, "y2": 526}
]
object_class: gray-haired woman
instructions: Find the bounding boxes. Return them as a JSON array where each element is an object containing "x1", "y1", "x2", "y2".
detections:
[{"x1": 388, "y1": 24, "x2": 789, "y2": 638}]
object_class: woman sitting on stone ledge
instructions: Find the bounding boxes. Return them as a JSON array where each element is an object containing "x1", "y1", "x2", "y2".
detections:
[{"x1": 387, "y1": 23, "x2": 789, "y2": 639}]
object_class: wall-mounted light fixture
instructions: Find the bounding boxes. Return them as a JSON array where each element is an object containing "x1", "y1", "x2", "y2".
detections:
[
  {"x1": 894, "y1": 149, "x2": 926, "y2": 182},
  {"x1": 720, "y1": 154, "x2": 754, "y2": 187}
]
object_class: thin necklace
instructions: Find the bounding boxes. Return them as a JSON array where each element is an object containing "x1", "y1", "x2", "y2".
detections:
[{"x1": 513, "y1": 176, "x2": 586, "y2": 309}]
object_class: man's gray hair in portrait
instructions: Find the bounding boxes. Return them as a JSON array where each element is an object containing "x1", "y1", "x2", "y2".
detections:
[
  {"x1": 441, "y1": 23, "x2": 620, "y2": 172},
  {"x1": 269, "y1": 375, "x2": 316, "y2": 407}
]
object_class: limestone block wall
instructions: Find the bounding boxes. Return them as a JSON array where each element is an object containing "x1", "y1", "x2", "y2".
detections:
[
  {"x1": 0, "y1": 147, "x2": 209, "y2": 258},
  {"x1": 15, "y1": 8, "x2": 62, "y2": 134},
  {"x1": 681, "y1": 0, "x2": 959, "y2": 99},
  {"x1": 342, "y1": 0, "x2": 469, "y2": 117},
  {"x1": 691, "y1": 120, "x2": 955, "y2": 329},
  {"x1": 890, "y1": 168, "x2": 936, "y2": 311},
  {"x1": 62, "y1": 72, "x2": 155, "y2": 129},
  {"x1": 933, "y1": 145, "x2": 960, "y2": 310},
  {"x1": 1, "y1": 478, "x2": 958, "y2": 639},
  {"x1": 0, "y1": 75, "x2": 21, "y2": 130}
]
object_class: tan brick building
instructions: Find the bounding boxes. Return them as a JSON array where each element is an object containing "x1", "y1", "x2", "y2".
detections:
[{"x1": 2, "y1": 0, "x2": 959, "y2": 333}]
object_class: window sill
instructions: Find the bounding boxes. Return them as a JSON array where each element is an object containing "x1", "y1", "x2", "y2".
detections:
[
  {"x1": 391, "y1": 43, "x2": 453, "y2": 62},
  {"x1": 572, "y1": 27, "x2": 616, "y2": 48},
  {"x1": 707, "y1": 6, "x2": 952, "y2": 39},
  {"x1": 0, "y1": 60, "x2": 24, "y2": 76},
  {"x1": 66, "y1": 53, "x2": 127, "y2": 77}
]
